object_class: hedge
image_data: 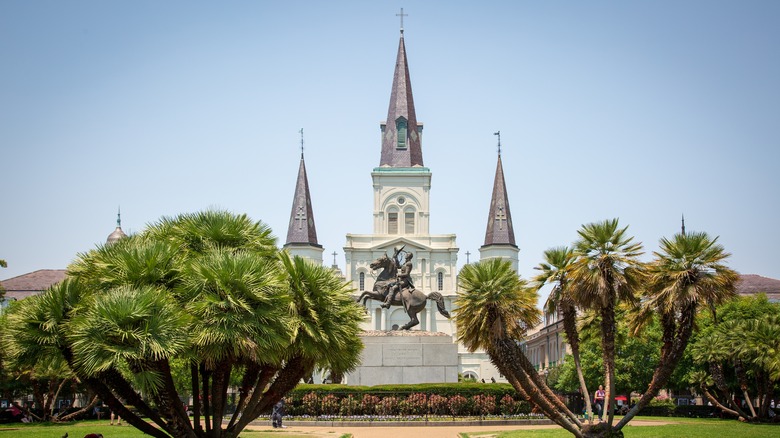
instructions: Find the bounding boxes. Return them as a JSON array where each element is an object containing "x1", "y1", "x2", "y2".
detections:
[{"x1": 282, "y1": 383, "x2": 532, "y2": 418}]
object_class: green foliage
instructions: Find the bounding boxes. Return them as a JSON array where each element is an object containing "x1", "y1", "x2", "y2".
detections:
[
  {"x1": 454, "y1": 258, "x2": 541, "y2": 353},
  {"x1": 290, "y1": 382, "x2": 520, "y2": 400},
  {"x1": 283, "y1": 384, "x2": 531, "y2": 418},
  {"x1": 691, "y1": 293, "x2": 780, "y2": 414},
  {"x1": 550, "y1": 312, "x2": 669, "y2": 395},
  {"x1": 0, "y1": 210, "x2": 365, "y2": 437}
]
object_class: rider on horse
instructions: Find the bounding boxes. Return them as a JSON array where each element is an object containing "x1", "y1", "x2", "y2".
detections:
[{"x1": 382, "y1": 251, "x2": 414, "y2": 309}]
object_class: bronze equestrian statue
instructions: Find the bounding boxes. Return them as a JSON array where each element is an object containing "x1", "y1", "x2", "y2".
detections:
[{"x1": 356, "y1": 248, "x2": 450, "y2": 330}]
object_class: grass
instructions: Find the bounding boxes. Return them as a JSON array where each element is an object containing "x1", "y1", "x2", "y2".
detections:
[
  {"x1": 0, "y1": 420, "x2": 315, "y2": 438},
  {"x1": 1, "y1": 417, "x2": 777, "y2": 438},
  {"x1": 464, "y1": 417, "x2": 780, "y2": 437}
]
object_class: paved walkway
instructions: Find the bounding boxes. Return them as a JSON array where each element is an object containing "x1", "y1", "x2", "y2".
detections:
[{"x1": 245, "y1": 419, "x2": 670, "y2": 438}]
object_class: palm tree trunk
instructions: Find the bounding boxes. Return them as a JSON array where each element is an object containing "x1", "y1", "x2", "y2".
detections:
[
  {"x1": 226, "y1": 363, "x2": 260, "y2": 430},
  {"x1": 230, "y1": 365, "x2": 276, "y2": 433},
  {"x1": 701, "y1": 387, "x2": 739, "y2": 417},
  {"x1": 231, "y1": 356, "x2": 314, "y2": 435},
  {"x1": 57, "y1": 395, "x2": 99, "y2": 422},
  {"x1": 489, "y1": 339, "x2": 584, "y2": 437},
  {"x1": 191, "y1": 363, "x2": 202, "y2": 436},
  {"x1": 735, "y1": 360, "x2": 757, "y2": 418},
  {"x1": 600, "y1": 303, "x2": 617, "y2": 427},
  {"x1": 710, "y1": 362, "x2": 750, "y2": 419},
  {"x1": 84, "y1": 376, "x2": 169, "y2": 438},
  {"x1": 50, "y1": 378, "x2": 69, "y2": 419},
  {"x1": 210, "y1": 369, "x2": 224, "y2": 438},
  {"x1": 616, "y1": 303, "x2": 696, "y2": 430},
  {"x1": 210, "y1": 362, "x2": 233, "y2": 438},
  {"x1": 150, "y1": 359, "x2": 196, "y2": 438},
  {"x1": 201, "y1": 365, "x2": 212, "y2": 434},
  {"x1": 562, "y1": 302, "x2": 592, "y2": 422},
  {"x1": 504, "y1": 337, "x2": 581, "y2": 426}
]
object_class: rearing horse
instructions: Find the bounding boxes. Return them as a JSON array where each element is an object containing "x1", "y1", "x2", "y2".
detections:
[{"x1": 356, "y1": 253, "x2": 450, "y2": 330}]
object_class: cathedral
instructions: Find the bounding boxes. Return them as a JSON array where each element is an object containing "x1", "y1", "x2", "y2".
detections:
[{"x1": 281, "y1": 27, "x2": 519, "y2": 383}]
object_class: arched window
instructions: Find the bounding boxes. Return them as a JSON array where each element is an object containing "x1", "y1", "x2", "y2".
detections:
[
  {"x1": 388, "y1": 212, "x2": 399, "y2": 234},
  {"x1": 359, "y1": 272, "x2": 365, "y2": 291},
  {"x1": 404, "y1": 211, "x2": 415, "y2": 234},
  {"x1": 396, "y1": 117, "x2": 407, "y2": 149},
  {"x1": 437, "y1": 271, "x2": 444, "y2": 291}
]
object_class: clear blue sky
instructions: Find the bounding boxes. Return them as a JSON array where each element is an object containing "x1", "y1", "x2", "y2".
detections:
[{"x1": 2, "y1": 1, "x2": 779, "y2": 294}]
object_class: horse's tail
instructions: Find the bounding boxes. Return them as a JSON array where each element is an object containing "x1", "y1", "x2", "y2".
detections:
[{"x1": 427, "y1": 291, "x2": 450, "y2": 318}]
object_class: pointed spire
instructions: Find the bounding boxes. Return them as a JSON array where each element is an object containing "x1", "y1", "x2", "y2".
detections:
[
  {"x1": 285, "y1": 138, "x2": 321, "y2": 247},
  {"x1": 379, "y1": 29, "x2": 423, "y2": 167},
  {"x1": 681, "y1": 214, "x2": 686, "y2": 236},
  {"x1": 482, "y1": 135, "x2": 517, "y2": 247},
  {"x1": 107, "y1": 206, "x2": 127, "y2": 244}
]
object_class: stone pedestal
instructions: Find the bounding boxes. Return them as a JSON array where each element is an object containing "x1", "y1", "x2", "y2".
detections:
[{"x1": 345, "y1": 330, "x2": 458, "y2": 386}]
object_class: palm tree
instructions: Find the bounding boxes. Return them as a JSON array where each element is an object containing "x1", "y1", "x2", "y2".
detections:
[
  {"x1": 454, "y1": 258, "x2": 584, "y2": 436},
  {"x1": 616, "y1": 231, "x2": 738, "y2": 429},
  {"x1": 228, "y1": 253, "x2": 364, "y2": 434},
  {"x1": 3, "y1": 210, "x2": 365, "y2": 438},
  {"x1": 533, "y1": 246, "x2": 594, "y2": 421},
  {"x1": 569, "y1": 218, "x2": 644, "y2": 428}
]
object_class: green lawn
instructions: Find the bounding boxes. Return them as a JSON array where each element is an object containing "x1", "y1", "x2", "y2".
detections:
[
  {"x1": 0, "y1": 420, "x2": 306, "y2": 438},
  {"x1": 465, "y1": 417, "x2": 780, "y2": 438},
  {"x1": 2, "y1": 417, "x2": 778, "y2": 438}
]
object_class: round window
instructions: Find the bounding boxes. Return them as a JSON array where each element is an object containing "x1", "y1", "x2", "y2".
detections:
[{"x1": 397, "y1": 196, "x2": 406, "y2": 205}]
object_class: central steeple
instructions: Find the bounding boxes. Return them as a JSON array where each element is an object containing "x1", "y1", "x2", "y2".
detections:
[{"x1": 379, "y1": 30, "x2": 424, "y2": 167}]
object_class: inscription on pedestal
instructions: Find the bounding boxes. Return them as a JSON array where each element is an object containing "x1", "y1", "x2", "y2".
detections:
[{"x1": 383, "y1": 344, "x2": 422, "y2": 366}]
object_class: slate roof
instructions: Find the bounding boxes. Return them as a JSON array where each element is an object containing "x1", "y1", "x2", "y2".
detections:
[
  {"x1": 379, "y1": 33, "x2": 424, "y2": 168},
  {"x1": 482, "y1": 154, "x2": 517, "y2": 247},
  {"x1": 736, "y1": 274, "x2": 780, "y2": 300},
  {"x1": 284, "y1": 154, "x2": 321, "y2": 247},
  {"x1": 1, "y1": 269, "x2": 67, "y2": 300}
]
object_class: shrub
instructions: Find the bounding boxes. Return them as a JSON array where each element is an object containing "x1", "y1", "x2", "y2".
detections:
[
  {"x1": 499, "y1": 394, "x2": 519, "y2": 416},
  {"x1": 429, "y1": 394, "x2": 449, "y2": 415},
  {"x1": 472, "y1": 394, "x2": 496, "y2": 416},
  {"x1": 649, "y1": 397, "x2": 676, "y2": 410},
  {"x1": 377, "y1": 396, "x2": 399, "y2": 416},
  {"x1": 360, "y1": 394, "x2": 380, "y2": 415},
  {"x1": 405, "y1": 393, "x2": 428, "y2": 416},
  {"x1": 320, "y1": 394, "x2": 339, "y2": 415},
  {"x1": 448, "y1": 394, "x2": 469, "y2": 417},
  {"x1": 301, "y1": 392, "x2": 320, "y2": 416},
  {"x1": 339, "y1": 395, "x2": 359, "y2": 416}
]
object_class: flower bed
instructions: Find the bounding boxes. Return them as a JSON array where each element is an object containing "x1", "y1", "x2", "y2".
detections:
[{"x1": 282, "y1": 389, "x2": 532, "y2": 419}]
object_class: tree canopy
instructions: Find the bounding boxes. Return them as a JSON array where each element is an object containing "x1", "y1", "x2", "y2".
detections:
[{"x1": 1, "y1": 210, "x2": 364, "y2": 438}]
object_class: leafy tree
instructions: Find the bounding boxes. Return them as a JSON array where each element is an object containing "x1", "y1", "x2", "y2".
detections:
[
  {"x1": 691, "y1": 294, "x2": 780, "y2": 421},
  {"x1": 1, "y1": 210, "x2": 364, "y2": 438},
  {"x1": 552, "y1": 307, "x2": 700, "y2": 400}
]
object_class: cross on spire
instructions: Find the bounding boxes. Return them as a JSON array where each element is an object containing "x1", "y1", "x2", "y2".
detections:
[
  {"x1": 295, "y1": 206, "x2": 306, "y2": 230},
  {"x1": 495, "y1": 205, "x2": 507, "y2": 230},
  {"x1": 332, "y1": 251, "x2": 338, "y2": 265},
  {"x1": 494, "y1": 131, "x2": 501, "y2": 156},
  {"x1": 396, "y1": 8, "x2": 408, "y2": 33},
  {"x1": 465, "y1": 251, "x2": 471, "y2": 264}
]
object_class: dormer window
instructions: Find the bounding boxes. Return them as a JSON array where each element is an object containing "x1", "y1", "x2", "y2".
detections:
[{"x1": 396, "y1": 117, "x2": 407, "y2": 149}]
